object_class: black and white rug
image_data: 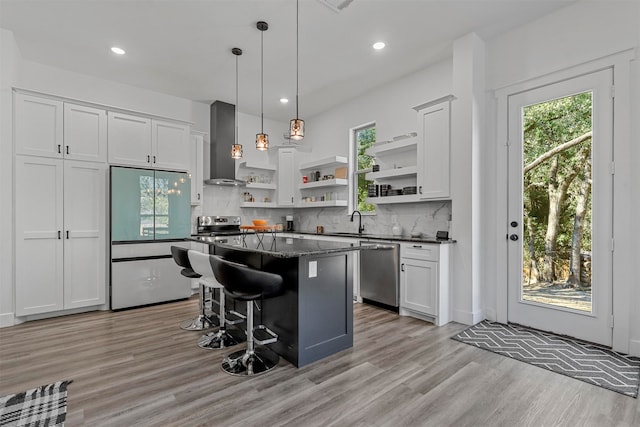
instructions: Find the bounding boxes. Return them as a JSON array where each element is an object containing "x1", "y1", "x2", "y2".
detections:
[
  {"x1": 453, "y1": 321, "x2": 640, "y2": 398},
  {"x1": 0, "y1": 380, "x2": 72, "y2": 426}
]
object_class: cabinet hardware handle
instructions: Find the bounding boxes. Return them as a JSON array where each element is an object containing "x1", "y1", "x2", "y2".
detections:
[
  {"x1": 66, "y1": 230, "x2": 69, "y2": 239},
  {"x1": 412, "y1": 245, "x2": 422, "y2": 248},
  {"x1": 153, "y1": 155, "x2": 156, "y2": 163},
  {"x1": 401, "y1": 263, "x2": 405, "y2": 272},
  {"x1": 57, "y1": 144, "x2": 61, "y2": 154},
  {"x1": 418, "y1": 186, "x2": 422, "y2": 194},
  {"x1": 147, "y1": 155, "x2": 150, "y2": 163},
  {"x1": 58, "y1": 230, "x2": 61, "y2": 239},
  {"x1": 66, "y1": 146, "x2": 69, "y2": 155},
  {"x1": 197, "y1": 193, "x2": 201, "y2": 200}
]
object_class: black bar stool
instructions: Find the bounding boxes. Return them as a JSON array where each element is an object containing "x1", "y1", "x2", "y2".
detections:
[
  {"x1": 171, "y1": 246, "x2": 215, "y2": 331},
  {"x1": 187, "y1": 250, "x2": 245, "y2": 349},
  {"x1": 210, "y1": 255, "x2": 284, "y2": 376}
]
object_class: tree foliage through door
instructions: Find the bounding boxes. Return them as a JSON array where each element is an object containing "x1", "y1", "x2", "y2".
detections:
[{"x1": 522, "y1": 92, "x2": 593, "y2": 291}]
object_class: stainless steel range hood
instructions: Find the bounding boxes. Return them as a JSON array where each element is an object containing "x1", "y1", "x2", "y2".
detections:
[{"x1": 204, "y1": 100, "x2": 245, "y2": 186}]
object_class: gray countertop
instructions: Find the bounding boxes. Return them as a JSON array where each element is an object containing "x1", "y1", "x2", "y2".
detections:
[
  {"x1": 189, "y1": 235, "x2": 387, "y2": 258},
  {"x1": 293, "y1": 231, "x2": 456, "y2": 244}
]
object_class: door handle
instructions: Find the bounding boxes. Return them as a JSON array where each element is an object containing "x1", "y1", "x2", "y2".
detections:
[
  {"x1": 509, "y1": 234, "x2": 519, "y2": 241},
  {"x1": 510, "y1": 221, "x2": 518, "y2": 227},
  {"x1": 58, "y1": 230, "x2": 61, "y2": 239},
  {"x1": 418, "y1": 186, "x2": 422, "y2": 194},
  {"x1": 66, "y1": 230, "x2": 69, "y2": 239},
  {"x1": 401, "y1": 263, "x2": 405, "y2": 272},
  {"x1": 66, "y1": 146, "x2": 69, "y2": 155}
]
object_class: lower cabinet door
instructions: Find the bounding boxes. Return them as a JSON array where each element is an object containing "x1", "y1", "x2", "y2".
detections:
[
  {"x1": 111, "y1": 257, "x2": 191, "y2": 310},
  {"x1": 400, "y1": 257, "x2": 438, "y2": 316},
  {"x1": 15, "y1": 156, "x2": 65, "y2": 316},
  {"x1": 63, "y1": 161, "x2": 106, "y2": 309}
]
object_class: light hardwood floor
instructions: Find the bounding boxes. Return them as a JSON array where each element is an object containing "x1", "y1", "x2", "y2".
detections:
[{"x1": 1, "y1": 298, "x2": 638, "y2": 426}]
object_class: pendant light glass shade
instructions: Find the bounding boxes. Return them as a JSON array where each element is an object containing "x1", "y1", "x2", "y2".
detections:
[
  {"x1": 289, "y1": 0, "x2": 304, "y2": 141},
  {"x1": 255, "y1": 133, "x2": 269, "y2": 151},
  {"x1": 256, "y1": 21, "x2": 269, "y2": 151},
  {"x1": 289, "y1": 118, "x2": 304, "y2": 140},
  {"x1": 231, "y1": 47, "x2": 243, "y2": 159},
  {"x1": 231, "y1": 143, "x2": 243, "y2": 159}
]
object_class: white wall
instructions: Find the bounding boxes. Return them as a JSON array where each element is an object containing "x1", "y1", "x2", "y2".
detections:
[
  {"x1": 0, "y1": 28, "x2": 21, "y2": 326},
  {"x1": 483, "y1": 1, "x2": 640, "y2": 354}
]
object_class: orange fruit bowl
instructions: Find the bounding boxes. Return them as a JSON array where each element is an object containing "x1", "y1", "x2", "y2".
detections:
[{"x1": 252, "y1": 219, "x2": 268, "y2": 226}]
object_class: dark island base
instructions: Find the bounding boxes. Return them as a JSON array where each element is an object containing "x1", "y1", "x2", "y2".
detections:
[{"x1": 213, "y1": 247, "x2": 354, "y2": 368}]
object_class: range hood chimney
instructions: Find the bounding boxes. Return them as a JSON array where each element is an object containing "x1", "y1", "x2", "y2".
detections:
[{"x1": 205, "y1": 100, "x2": 245, "y2": 186}]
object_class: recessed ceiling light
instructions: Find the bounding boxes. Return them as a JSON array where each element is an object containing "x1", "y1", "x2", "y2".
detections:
[
  {"x1": 373, "y1": 42, "x2": 386, "y2": 50},
  {"x1": 111, "y1": 47, "x2": 126, "y2": 55},
  {"x1": 280, "y1": 98, "x2": 289, "y2": 104}
]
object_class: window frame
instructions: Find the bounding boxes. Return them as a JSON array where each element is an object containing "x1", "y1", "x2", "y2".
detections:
[{"x1": 348, "y1": 121, "x2": 376, "y2": 215}]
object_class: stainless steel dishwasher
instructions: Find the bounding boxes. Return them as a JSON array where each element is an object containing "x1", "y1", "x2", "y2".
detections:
[{"x1": 359, "y1": 241, "x2": 400, "y2": 309}]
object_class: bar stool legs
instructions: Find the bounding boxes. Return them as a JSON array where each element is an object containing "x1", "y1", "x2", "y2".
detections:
[
  {"x1": 197, "y1": 288, "x2": 245, "y2": 349},
  {"x1": 180, "y1": 283, "x2": 217, "y2": 331},
  {"x1": 221, "y1": 300, "x2": 279, "y2": 376}
]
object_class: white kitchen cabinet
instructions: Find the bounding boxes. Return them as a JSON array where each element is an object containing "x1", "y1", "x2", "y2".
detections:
[
  {"x1": 108, "y1": 112, "x2": 190, "y2": 171},
  {"x1": 190, "y1": 132, "x2": 205, "y2": 205},
  {"x1": 152, "y1": 119, "x2": 191, "y2": 171},
  {"x1": 63, "y1": 103, "x2": 108, "y2": 162},
  {"x1": 15, "y1": 156, "x2": 106, "y2": 316},
  {"x1": 107, "y1": 112, "x2": 152, "y2": 167},
  {"x1": 277, "y1": 148, "x2": 296, "y2": 206},
  {"x1": 414, "y1": 96, "x2": 453, "y2": 200},
  {"x1": 14, "y1": 93, "x2": 64, "y2": 159},
  {"x1": 399, "y1": 242, "x2": 451, "y2": 326},
  {"x1": 15, "y1": 93, "x2": 108, "y2": 162}
]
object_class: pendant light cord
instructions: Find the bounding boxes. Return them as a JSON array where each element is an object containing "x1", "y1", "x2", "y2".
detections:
[
  {"x1": 261, "y1": 27, "x2": 264, "y2": 133},
  {"x1": 235, "y1": 53, "x2": 239, "y2": 145},
  {"x1": 295, "y1": 0, "x2": 299, "y2": 120}
]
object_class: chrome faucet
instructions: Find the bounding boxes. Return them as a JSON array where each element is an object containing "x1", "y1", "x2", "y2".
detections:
[{"x1": 350, "y1": 210, "x2": 365, "y2": 234}]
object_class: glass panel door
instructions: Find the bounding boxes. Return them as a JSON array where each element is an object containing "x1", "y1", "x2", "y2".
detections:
[
  {"x1": 507, "y1": 69, "x2": 613, "y2": 346},
  {"x1": 111, "y1": 167, "x2": 155, "y2": 241},
  {"x1": 154, "y1": 170, "x2": 191, "y2": 239}
]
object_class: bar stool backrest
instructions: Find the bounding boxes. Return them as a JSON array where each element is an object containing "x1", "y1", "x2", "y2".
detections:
[
  {"x1": 188, "y1": 250, "x2": 218, "y2": 284},
  {"x1": 210, "y1": 255, "x2": 283, "y2": 300}
]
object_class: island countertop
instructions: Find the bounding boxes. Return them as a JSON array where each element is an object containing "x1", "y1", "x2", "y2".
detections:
[{"x1": 189, "y1": 234, "x2": 386, "y2": 258}]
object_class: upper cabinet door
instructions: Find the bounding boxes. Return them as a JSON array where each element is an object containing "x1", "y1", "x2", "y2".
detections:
[
  {"x1": 15, "y1": 93, "x2": 64, "y2": 159},
  {"x1": 416, "y1": 100, "x2": 451, "y2": 200},
  {"x1": 107, "y1": 112, "x2": 152, "y2": 167},
  {"x1": 277, "y1": 148, "x2": 296, "y2": 206},
  {"x1": 64, "y1": 103, "x2": 107, "y2": 163},
  {"x1": 152, "y1": 120, "x2": 191, "y2": 172}
]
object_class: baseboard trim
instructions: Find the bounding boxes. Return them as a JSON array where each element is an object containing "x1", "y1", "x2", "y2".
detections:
[
  {"x1": 629, "y1": 339, "x2": 640, "y2": 357},
  {"x1": 0, "y1": 312, "x2": 18, "y2": 328},
  {"x1": 453, "y1": 308, "x2": 485, "y2": 325}
]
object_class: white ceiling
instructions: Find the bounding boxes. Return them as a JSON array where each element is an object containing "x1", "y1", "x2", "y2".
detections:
[{"x1": 0, "y1": 0, "x2": 576, "y2": 122}]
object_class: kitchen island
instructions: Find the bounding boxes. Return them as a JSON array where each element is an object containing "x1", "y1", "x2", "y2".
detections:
[{"x1": 190, "y1": 234, "x2": 378, "y2": 367}]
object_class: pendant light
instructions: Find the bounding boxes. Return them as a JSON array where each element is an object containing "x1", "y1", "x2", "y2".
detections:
[
  {"x1": 256, "y1": 21, "x2": 269, "y2": 151},
  {"x1": 289, "y1": 0, "x2": 304, "y2": 140},
  {"x1": 231, "y1": 47, "x2": 243, "y2": 159}
]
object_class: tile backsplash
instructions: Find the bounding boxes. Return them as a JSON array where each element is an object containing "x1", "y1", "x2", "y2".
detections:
[{"x1": 193, "y1": 185, "x2": 451, "y2": 238}]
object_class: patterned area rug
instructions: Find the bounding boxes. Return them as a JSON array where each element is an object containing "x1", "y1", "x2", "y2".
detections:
[
  {"x1": 0, "y1": 380, "x2": 72, "y2": 426},
  {"x1": 453, "y1": 321, "x2": 640, "y2": 398}
]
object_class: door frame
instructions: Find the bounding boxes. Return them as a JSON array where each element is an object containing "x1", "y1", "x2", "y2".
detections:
[{"x1": 494, "y1": 49, "x2": 634, "y2": 353}]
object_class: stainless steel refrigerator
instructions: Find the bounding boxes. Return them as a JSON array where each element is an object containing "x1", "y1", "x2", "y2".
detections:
[{"x1": 110, "y1": 166, "x2": 192, "y2": 309}]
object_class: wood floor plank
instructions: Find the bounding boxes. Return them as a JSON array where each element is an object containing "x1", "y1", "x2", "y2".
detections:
[{"x1": 1, "y1": 298, "x2": 638, "y2": 426}]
